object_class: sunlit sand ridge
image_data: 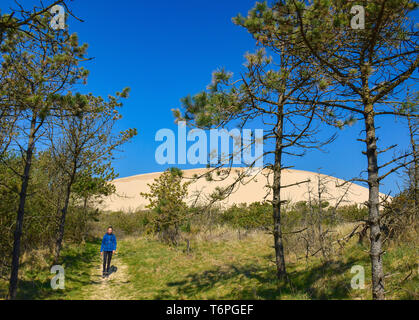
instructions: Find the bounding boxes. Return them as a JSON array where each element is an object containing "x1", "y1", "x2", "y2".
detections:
[{"x1": 100, "y1": 168, "x2": 378, "y2": 212}]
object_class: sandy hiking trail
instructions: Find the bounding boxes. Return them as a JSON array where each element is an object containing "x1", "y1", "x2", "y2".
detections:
[{"x1": 84, "y1": 253, "x2": 133, "y2": 300}]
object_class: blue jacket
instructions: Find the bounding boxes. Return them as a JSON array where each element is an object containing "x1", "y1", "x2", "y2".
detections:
[{"x1": 101, "y1": 233, "x2": 117, "y2": 252}]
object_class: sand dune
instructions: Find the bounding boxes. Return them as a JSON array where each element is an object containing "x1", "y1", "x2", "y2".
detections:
[{"x1": 100, "y1": 167, "x2": 375, "y2": 212}]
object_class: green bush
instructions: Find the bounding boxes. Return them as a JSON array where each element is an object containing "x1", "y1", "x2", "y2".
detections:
[
  {"x1": 337, "y1": 204, "x2": 368, "y2": 222},
  {"x1": 95, "y1": 210, "x2": 153, "y2": 238},
  {"x1": 140, "y1": 168, "x2": 190, "y2": 245},
  {"x1": 220, "y1": 202, "x2": 272, "y2": 230}
]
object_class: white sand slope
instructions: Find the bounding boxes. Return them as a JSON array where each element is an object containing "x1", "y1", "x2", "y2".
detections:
[{"x1": 100, "y1": 168, "x2": 375, "y2": 212}]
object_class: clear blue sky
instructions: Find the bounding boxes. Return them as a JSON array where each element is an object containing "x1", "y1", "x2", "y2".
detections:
[{"x1": 2, "y1": 0, "x2": 417, "y2": 195}]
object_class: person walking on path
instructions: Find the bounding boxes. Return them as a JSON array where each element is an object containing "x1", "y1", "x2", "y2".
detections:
[{"x1": 100, "y1": 226, "x2": 117, "y2": 278}]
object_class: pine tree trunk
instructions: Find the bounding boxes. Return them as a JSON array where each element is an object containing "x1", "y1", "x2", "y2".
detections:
[
  {"x1": 8, "y1": 114, "x2": 37, "y2": 300},
  {"x1": 272, "y1": 109, "x2": 287, "y2": 280},
  {"x1": 317, "y1": 177, "x2": 326, "y2": 259},
  {"x1": 82, "y1": 197, "x2": 88, "y2": 242},
  {"x1": 54, "y1": 179, "x2": 73, "y2": 263},
  {"x1": 364, "y1": 107, "x2": 385, "y2": 300},
  {"x1": 408, "y1": 116, "x2": 418, "y2": 210}
]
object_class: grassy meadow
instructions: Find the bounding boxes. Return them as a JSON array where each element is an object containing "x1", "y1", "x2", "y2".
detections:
[{"x1": 1, "y1": 224, "x2": 417, "y2": 300}]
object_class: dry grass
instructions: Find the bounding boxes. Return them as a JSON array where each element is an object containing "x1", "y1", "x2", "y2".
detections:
[{"x1": 1, "y1": 223, "x2": 417, "y2": 300}]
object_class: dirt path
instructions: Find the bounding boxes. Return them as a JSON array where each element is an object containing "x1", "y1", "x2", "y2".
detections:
[{"x1": 84, "y1": 253, "x2": 133, "y2": 300}]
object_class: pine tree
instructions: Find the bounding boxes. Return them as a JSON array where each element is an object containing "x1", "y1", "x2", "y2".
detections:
[
  {"x1": 49, "y1": 91, "x2": 137, "y2": 262},
  {"x1": 141, "y1": 168, "x2": 190, "y2": 245},
  {"x1": 287, "y1": 0, "x2": 419, "y2": 299},
  {"x1": 174, "y1": 2, "x2": 335, "y2": 280},
  {"x1": 2, "y1": 13, "x2": 87, "y2": 299}
]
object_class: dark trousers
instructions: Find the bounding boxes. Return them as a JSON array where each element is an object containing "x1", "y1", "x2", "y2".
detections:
[{"x1": 103, "y1": 251, "x2": 113, "y2": 273}]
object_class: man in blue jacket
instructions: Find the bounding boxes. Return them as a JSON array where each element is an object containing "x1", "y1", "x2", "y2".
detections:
[{"x1": 100, "y1": 226, "x2": 117, "y2": 278}]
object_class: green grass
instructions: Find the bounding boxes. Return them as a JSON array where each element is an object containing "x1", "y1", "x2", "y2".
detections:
[
  {"x1": 118, "y1": 234, "x2": 279, "y2": 299},
  {"x1": 1, "y1": 232, "x2": 417, "y2": 300},
  {"x1": 117, "y1": 233, "x2": 418, "y2": 300},
  {"x1": 0, "y1": 240, "x2": 100, "y2": 300}
]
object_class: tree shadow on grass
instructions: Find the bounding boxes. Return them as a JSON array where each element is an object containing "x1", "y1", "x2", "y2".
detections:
[
  {"x1": 284, "y1": 258, "x2": 363, "y2": 299},
  {"x1": 10, "y1": 240, "x2": 100, "y2": 300},
  {"x1": 154, "y1": 257, "x2": 364, "y2": 300}
]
